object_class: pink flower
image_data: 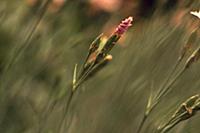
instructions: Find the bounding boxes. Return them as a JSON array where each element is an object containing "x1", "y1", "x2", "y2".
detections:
[{"x1": 114, "y1": 16, "x2": 133, "y2": 36}]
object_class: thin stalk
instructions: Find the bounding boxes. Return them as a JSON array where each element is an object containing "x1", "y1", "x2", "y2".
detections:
[
  {"x1": 156, "y1": 59, "x2": 181, "y2": 99},
  {"x1": 74, "y1": 57, "x2": 108, "y2": 90},
  {"x1": 136, "y1": 115, "x2": 147, "y2": 133},
  {"x1": 0, "y1": 0, "x2": 52, "y2": 99},
  {"x1": 74, "y1": 64, "x2": 94, "y2": 89},
  {"x1": 4, "y1": 0, "x2": 52, "y2": 72},
  {"x1": 136, "y1": 67, "x2": 187, "y2": 133},
  {"x1": 57, "y1": 90, "x2": 74, "y2": 133},
  {"x1": 58, "y1": 59, "x2": 109, "y2": 132},
  {"x1": 57, "y1": 64, "x2": 94, "y2": 132},
  {"x1": 37, "y1": 91, "x2": 58, "y2": 133},
  {"x1": 40, "y1": 65, "x2": 78, "y2": 132},
  {"x1": 156, "y1": 68, "x2": 186, "y2": 102},
  {"x1": 158, "y1": 112, "x2": 187, "y2": 133},
  {"x1": 0, "y1": 1, "x2": 52, "y2": 130},
  {"x1": 38, "y1": 82, "x2": 74, "y2": 133},
  {"x1": 150, "y1": 67, "x2": 186, "y2": 115},
  {"x1": 57, "y1": 64, "x2": 97, "y2": 133},
  {"x1": 44, "y1": 56, "x2": 101, "y2": 133}
]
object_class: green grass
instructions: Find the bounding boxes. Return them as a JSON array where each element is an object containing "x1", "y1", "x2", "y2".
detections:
[{"x1": 0, "y1": 1, "x2": 199, "y2": 133}]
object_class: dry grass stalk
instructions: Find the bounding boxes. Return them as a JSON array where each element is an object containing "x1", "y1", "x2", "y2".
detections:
[
  {"x1": 137, "y1": 45, "x2": 200, "y2": 133},
  {"x1": 137, "y1": 15, "x2": 199, "y2": 133},
  {"x1": 157, "y1": 94, "x2": 200, "y2": 133}
]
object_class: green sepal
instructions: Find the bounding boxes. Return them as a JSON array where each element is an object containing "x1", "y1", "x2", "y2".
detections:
[{"x1": 102, "y1": 34, "x2": 120, "y2": 55}]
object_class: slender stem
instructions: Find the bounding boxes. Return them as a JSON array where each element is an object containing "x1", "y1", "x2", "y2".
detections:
[
  {"x1": 157, "y1": 59, "x2": 181, "y2": 99},
  {"x1": 136, "y1": 66, "x2": 187, "y2": 133},
  {"x1": 37, "y1": 93, "x2": 58, "y2": 133},
  {"x1": 57, "y1": 65, "x2": 95, "y2": 132},
  {"x1": 74, "y1": 64, "x2": 94, "y2": 89},
  {"x1": 38, "y1": 83, "x2": 74, "y2": 133},
  {"x1": 58, "y1": 62, "x2": 103, "y2": 132},
  {"x1": 136, "y1": 114, "x2": 147, "y2": 133},
  {"x1": 158, "y1": 111, "x2": 187, "y2": 133},
  {"x1": 156, "y1": 68, "x2": 186, "y2": 102},
  {"x1": 149, "y1": 68, "x2": 186, "y2": 117},
  {"x1": 58, "y1": 90, "x2": 74, "y2": 133},
  {"x1": 4, "y1": 0, "x2": 52, "y2": 72},
  {"x1": 0, "y1": 1, "x2": 52, "y2": 131}
]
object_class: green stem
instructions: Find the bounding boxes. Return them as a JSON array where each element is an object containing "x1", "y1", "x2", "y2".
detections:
[
  {"x1": 156, "y1": 59, "x2": 181, "y2": 100},
  {"x1": 136, "y1": 114, "x2": 147, "y2": 133},
  {"x1": 58, "y1": 90, "x2": 74, "y2": 133},
  {"x1": 156, "y1": 67, "x2": 186, "y2": 103},
  {"x1": 159, "y1": 112, "x2": 187, "y2": 133},
  {"x1": 5, "y1": 0, "x2": 52, "y2": 72},
  {"x1": 137, "y1": 67, "x2": 187, "y2": 133}
]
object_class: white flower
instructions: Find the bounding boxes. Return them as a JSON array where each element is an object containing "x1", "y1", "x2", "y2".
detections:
[{"x1": 190, "y1": 10, "x2": 200, "y2": 19}]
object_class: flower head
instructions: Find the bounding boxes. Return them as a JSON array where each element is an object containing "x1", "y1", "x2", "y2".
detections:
[
  {"x1": 114, "y1": 16, "x2": 133, "y2": 36},
  {"x1": 190, "y1": 10, "x2": 200, "y2": 19}
]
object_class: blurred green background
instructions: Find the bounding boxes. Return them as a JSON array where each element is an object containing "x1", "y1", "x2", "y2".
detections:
[{"x1": 0, "y1": 0, "x2": 199, "y2": 133}]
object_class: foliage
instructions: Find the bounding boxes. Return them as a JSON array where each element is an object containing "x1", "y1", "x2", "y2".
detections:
[{"x1": 0, "y1": 0, "x2": 199, "y2": 133}]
